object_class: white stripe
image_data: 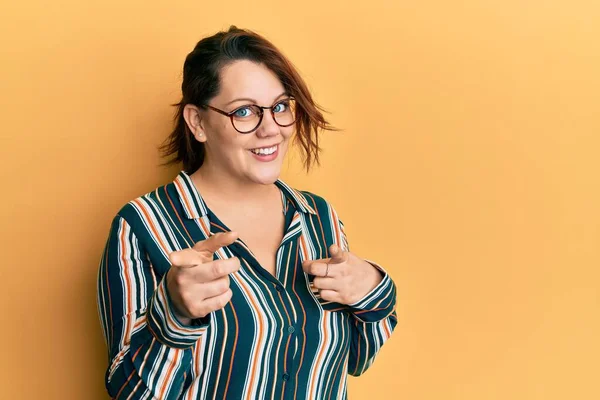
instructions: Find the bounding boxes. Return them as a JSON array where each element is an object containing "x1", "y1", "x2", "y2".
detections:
[
  {"x1": 155, "y1": 192, "x2": 194, "y2": 248},
  {"x1": 211, "y1": 308, "x2": 228, "y2": 400},
  {"x1": 198, "y1": 314, "x2": 218, "y2": 400},
  {"x1": 128, "y1": 200, "x2": 174, "y2": 260},
  {"x1": 141, "y1": 196, "x2": 181, "y2": 252}
]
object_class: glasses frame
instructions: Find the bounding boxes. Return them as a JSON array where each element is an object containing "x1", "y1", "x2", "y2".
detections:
[{"x1": 203, "y1": 97, "x2": 296, "y2": 134}]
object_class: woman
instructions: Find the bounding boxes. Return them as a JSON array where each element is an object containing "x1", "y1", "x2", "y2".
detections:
[{"x1": 97, "y1": 26, "x2": 397, "y2": 399}]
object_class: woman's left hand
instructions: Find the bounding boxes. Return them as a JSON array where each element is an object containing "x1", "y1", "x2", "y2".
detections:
[{"x1": 302, "y1": 244, "x2": 383, "y2": 305}]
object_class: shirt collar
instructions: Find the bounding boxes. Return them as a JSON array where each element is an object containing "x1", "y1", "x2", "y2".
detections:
[
  {"x1": 174, "y1": 171, "x2": 316, "y2": 220},
  {"x1": 274, "y1": 179, "x2": 317, "y2": 215}
]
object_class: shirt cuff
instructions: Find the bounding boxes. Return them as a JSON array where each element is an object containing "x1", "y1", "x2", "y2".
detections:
[
  {"x1": 348, "y1": 260, "x2": 397, "y2": 323},
  {"x1": 147, "y1": 277, "x2": 209, "y2": 348}
]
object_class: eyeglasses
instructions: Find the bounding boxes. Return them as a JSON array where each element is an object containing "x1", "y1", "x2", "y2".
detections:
[{"x1": 203, "y1": 97, "x2": 296, "y2": 134}]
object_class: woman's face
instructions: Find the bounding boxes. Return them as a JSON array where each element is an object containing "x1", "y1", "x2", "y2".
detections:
[{"x1": 193, "y1": 60, "x2": 294, "y2": 186}]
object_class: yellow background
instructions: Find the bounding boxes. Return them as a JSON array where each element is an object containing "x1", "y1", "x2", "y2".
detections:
[{"x1": 1, "y1": 0, "x2": 599, "y2": 399}]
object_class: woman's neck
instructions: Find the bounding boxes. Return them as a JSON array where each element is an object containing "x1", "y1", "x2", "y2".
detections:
[{"x1": 190, "y1": 163, "x2": 276, "y2": 206}]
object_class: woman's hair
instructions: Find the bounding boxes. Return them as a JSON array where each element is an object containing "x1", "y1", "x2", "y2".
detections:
[{"x1": 160, "y1": 26, "x2": 335, "y2": 174}]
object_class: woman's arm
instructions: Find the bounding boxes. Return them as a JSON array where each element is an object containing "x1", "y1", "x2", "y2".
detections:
[
  {"x1": 345, "y1": 257, "x2": 398, "y2": 375},
  {"x1": 97, "y1": 215, "x2": 207, "y2": 399},
  {"x1": 331, "y1": 216, "x2": 398, "y2": 376},
  {"x1": 327, "y1": 203, "x2": 400, "y2": 376},
  {"x1": 302, "y1": 197, "x2": 399, "y2": 376}
]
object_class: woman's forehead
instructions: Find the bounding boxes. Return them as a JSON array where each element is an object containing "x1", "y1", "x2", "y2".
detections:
[{"x1": 217, "y1": 60, "x2": 285, "y2": 103}]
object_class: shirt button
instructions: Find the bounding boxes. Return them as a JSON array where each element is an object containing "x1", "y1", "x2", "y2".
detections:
[
  {"x1": 282, "y1": 373, "x2": 290, "y2": 381},
  {"x1": 287, "y1": 326, "x2": 295, "y2": 334},
  {"x1": 275, "y1": 285, "x2": 283, "y2": 292}
]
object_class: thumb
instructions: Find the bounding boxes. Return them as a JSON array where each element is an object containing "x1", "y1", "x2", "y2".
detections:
[
  {"x1": 328, "y1": 244, "x2": 347, "y2": 264},
  {"x1": 193, "y1": 231, "x2": 239, "y2": 260}
]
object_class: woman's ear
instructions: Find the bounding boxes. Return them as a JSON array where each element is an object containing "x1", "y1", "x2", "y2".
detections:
[{"x1": 183, "y1": 104, "x2": 207, "y2": 143}]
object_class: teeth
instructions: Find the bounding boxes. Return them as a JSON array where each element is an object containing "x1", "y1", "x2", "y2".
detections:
[{"x1": 251, "y1": 145, "x2": 277, "y2": 155}]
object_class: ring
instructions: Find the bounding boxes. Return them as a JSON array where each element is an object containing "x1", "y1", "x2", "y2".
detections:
[{"x1": 324, "y1": 262, "x2": 330, "y2": 278}]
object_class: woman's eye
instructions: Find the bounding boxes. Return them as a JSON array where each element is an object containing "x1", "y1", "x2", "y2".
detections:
[
  {"x1": 234, "y1": 107, "x2": 253, "y2": 118},
  {"x1": 273, "y1": 101, "x2": 288, "y2": 113}
]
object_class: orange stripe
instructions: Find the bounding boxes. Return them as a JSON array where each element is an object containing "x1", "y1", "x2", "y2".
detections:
[
  {"x1": 132, "y1": 199, "x2": 169, "y2": 253},
  {"x1": 104, "y1": 241, "x2": 114, "y2": 348},
  {"x1": 158, "y1": 349, "x2": 181, "y2": 398},
  {"x1": 199, "y1": 216, "x2": 210, "y2": 235},
  {"x1": 276, "y1": 251, "x2": 294, "y2": 373},
  {"x1": 327, "y1": 342, "x2": 345, "y2": 400},
  {"x1": 138, "y1": 338, "x2": 157, "y2": 377},
  {"x1": 276, "y1": 289, "x2": 293, "y2": 326},
  {"x1": 305, "y1": 195, "x2": 328, "y2": 258},
  {"x1": 210, "y1": 308, "x2": 229, "y2": 400},
  {"x1": 164, "y1": 185, "x2": 194, "y2": 243},
  {"x1": 326, "y1": 316, "x2": 349, "y2": 400},
  {"x1": 240, "y1": 270, "x2": 265, "y2": 400},
  {"x1": 115, "y1": 369, "x2": 137, "y2": 399},
  {"x1": 149, "y1": 262, "x2": 157, "y2": 288},
  {"x1": 282, "y1": 335, "x2": 292, "y2": 372},
  {"x1": 354, "y1": 307, "x2": 387, "y2": 315},
  {"x1": 184, "y1": 337, "x2": 203, "y2": 400},
  {"x1": 330, "y1": 206, "x2": 342, "y2": 248},
  {"x1": 292, "y1": 245, "x2": 308, "y2": 399},
  {"x1": 354, "y1": 319, "x2": 361, "y2": 374},
  {"x1": 383, "y1": 319, "x2": 392, "y2": 338},
  {"x1": 299, "y1": 234, "x2": 309, "y2": 261},
  {"x1": 174, "y1": 178, "x2": 197, "y2": 218},
  {"x1": 119, "y1": 220, "x2": 133, "y2": 347},
  {"x1": 222, "y1": 302, "x2": 239, "y2": 398},
  {"x1": 309, "y1": 314, "x2": 329, "y2": 397},
  {"x1": 210, "y1": 221, "x2": 228, "y2": 232},
  {"x1": 131, "y1": 345, "x2": 144, "y2": 362},
  {"x1": 114, "y1": 345, "x2": 145, "y2": 399},
  {"x1": 146, "y1": 322, "x2": 178, "y2": 347}
]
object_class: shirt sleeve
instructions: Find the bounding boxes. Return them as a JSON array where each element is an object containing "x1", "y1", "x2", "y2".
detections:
[
  {"x1": 347, "y1": 260, "x2": 397, "y2": 323},
  {"x1": 97, "y1": 214, "x2": 208, "y2": 399},
  {"x1": 328, "y1": 207, "x2": 399, "y2": 376}
]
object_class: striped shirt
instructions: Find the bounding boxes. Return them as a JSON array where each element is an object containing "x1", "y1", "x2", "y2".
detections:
[{"x1": 97, "y1": 171, "x2": 398, "y2": 399}]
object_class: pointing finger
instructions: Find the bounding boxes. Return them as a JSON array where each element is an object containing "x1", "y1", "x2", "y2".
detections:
[
  {"x1": 169, "y1": 248, "x2": 204, "y2": 269},
  {"x1": 192, "y1": 257, "x2": 241, "y2": 282},
  {"x1": 193, "y1": 231, "x2": 239, "y2": 261},
  {"x1": 328, "y1": 244, "x2": 347, "y2": 264},
  {"x1": 302, "y1": 259, "x2": 334, "y2": 278}
]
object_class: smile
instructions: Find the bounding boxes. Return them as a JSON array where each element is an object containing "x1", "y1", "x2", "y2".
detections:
[{"x1": 250, "y1": 145, "x2": 278, "y2": 155}]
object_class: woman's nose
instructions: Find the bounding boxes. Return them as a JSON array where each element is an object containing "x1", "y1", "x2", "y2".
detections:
[{"x1": 255, "y1": 111, "x2": 280, "y2": 138}]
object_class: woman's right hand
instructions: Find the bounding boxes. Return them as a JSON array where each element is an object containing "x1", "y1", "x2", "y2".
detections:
[{"x1": 166, "y1": 231, "x2": 240, "y2": 325}]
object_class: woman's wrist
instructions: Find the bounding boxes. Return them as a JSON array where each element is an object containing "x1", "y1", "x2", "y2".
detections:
[{"x1": 172, "y1": 309, "x2": 193, "y2": 326}]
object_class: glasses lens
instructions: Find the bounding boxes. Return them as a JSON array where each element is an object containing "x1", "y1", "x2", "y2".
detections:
[
  {"x1": 273, "y1": 98, "x2": 296, "y2": 127},
  {"x1": 232, "y1": 105, "x2": 262, "y2": 133}
]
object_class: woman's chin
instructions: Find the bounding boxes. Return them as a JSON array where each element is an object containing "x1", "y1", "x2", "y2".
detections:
[
  {"x1": 244, "y1": 148, "x2": 286, "y2": 185},
  {"x1": 248, "y1": 168, "x2": 281, "y2": 185}
]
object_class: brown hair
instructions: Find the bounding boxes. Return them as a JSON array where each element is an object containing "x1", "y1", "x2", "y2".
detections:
[{"x1": 159, "y1": 26, "x2": 335, "y2": 174}]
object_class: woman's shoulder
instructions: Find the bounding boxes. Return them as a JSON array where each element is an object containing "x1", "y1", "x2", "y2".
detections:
[
  {"x1": 287, "y1": 186, "x2": 347, "y2": 248},
  {"x1": 281, "y1": 183, "x2": 341, "y2": 221},
  {"x1": 298, "y1": 190, "x2": 329, "y2": 209},
  {"x1": 113, "y1": 176, "x2": 183, "y2": 230}
]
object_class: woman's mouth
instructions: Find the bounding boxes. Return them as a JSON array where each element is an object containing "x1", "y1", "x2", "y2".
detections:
[{"x1": 249, "y1": 144, "x2": 279, "y2": 162}]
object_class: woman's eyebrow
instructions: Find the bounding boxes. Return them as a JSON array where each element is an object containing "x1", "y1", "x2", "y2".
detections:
[
  {"x1": 225, "y1": 92, "x2": 288, "y2": 106},
  {"x1": 226, "y1": 97, "x2": 257, "y2": 106},
  {"x1": 272, "y1": 92, "x2": 289, "y2": 102}
]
